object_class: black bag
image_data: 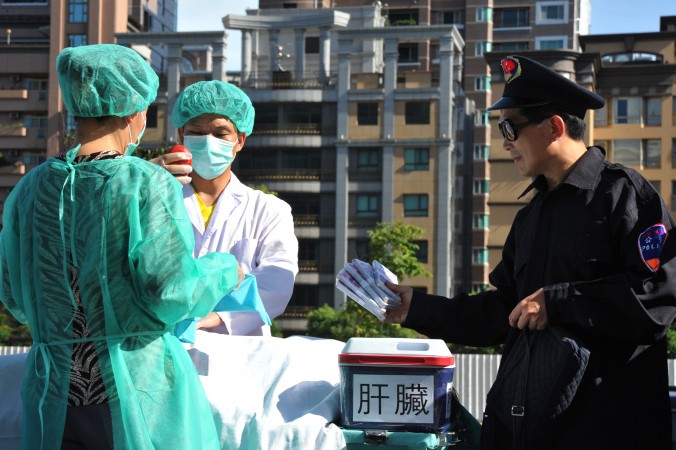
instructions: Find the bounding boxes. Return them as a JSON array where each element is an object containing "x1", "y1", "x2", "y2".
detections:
[{"x1": 485, "y1": 326, "x2": 590, "y2": 450}]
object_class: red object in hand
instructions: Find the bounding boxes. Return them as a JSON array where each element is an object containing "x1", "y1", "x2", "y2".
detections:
[{"x1": 169, "y1": 145, "x2": 191, "y2": 166}]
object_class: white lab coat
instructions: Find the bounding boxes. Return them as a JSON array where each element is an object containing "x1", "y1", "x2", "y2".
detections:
[{"x1": 183, "y1": 173, "x2": 299, "y2": 335}]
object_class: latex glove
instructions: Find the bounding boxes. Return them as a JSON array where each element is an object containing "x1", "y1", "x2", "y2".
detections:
[{"x1": 150, "y1": 151, "x2": 193, "y2": 184}]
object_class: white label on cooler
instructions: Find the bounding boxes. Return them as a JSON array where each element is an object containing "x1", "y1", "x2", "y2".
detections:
[{"x1": 352, "y1": 374, "x2": 435, "y2": 423}]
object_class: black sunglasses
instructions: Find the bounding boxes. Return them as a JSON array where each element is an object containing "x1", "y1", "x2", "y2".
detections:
[{"x1": 497, "y1": 118, "x2": 546, "y2": 142}]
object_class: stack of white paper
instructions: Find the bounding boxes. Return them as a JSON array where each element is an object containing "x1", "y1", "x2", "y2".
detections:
[{"x1": 335, "y1": 259, "x2": 401, "y2": 320}]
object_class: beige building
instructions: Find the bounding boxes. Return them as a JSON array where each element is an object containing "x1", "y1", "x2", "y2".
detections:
[
  {"x1": 485, "y1": 17, "x2": 676, "y2": 272},
  {"x1": 0, "y1": 0, "x2": 177, "y2": 225}
]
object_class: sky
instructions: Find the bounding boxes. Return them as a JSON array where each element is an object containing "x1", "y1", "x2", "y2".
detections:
[{"x1": 176, "y1": 0, "x2": 676, "y2": 72}]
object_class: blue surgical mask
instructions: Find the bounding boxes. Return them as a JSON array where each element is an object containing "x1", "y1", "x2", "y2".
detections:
[
  {"x1": 125, "y1": 113, "x2": 146, "y2": 156},
  {"x1": 183, "y1": 135, "x2": 235, "y2": 180}
]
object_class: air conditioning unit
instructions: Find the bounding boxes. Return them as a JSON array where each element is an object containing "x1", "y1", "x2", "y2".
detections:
[
  {"x1": 9, "y1": 112, "x2": 21, "y2": 120},
  {"x1": 9, "y1": 75, "x2": 21, "y2": 83}
]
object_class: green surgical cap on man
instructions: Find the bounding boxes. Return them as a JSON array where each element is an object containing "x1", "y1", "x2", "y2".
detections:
[
  {"x1": 171, "y1": 80, "x2": 256, "y2": 136},
  {"x1": 56, "y1": 44, "x2": 159, "y2": 118}
]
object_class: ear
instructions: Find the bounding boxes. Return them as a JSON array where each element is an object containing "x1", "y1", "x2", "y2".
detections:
[
  {"x1": 549, "y1": 115, "x2": 566, "y2": 140},
  {"x1": 233, "y1": 132, "x2": 246, "y2": 155}
]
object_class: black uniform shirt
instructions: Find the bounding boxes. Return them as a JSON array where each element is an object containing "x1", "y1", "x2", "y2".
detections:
[{"x1": 405, "y1": 146, "x2": 676, "y2": 449}]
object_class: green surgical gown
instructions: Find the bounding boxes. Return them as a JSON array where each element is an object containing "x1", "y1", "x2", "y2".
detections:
[{"x1": 0, "y1": 151, "x2": 239, "y2": 449}]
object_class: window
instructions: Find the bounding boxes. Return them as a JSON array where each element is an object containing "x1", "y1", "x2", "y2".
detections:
[
  {"x1": 439, "y1": 10, "x2": 464, "y2": 25},
  {"x1": 601, "y1": 52, "x2": 663, "y2": 65},
  {"x1": 594, "y1": 103, "x2": 608, "y2": 127},
  {"x1": 473, "y1": 214, "x2": 489, "y2": 229},
  {"x1": 472, "y1": 248, "x2": 488, "y2": 265},
  {"x1": 613, "y1": 139, "x2": 661, "y2": 168},
  {"x1": 614, "y1": 97, "x2": 641, "y2": 124},
  {"x1": 298, "y1": 239, "x2": 318, "y2": 261},
  {"x1": 404, "y1": 148, "x2": 429, "y2": 171},
  {"x1": 357, "y1": 149, "x2": 379, "y2": 172},
  {"x1": 473, "y1": 179, "x2": 489, "y2": 195},
  {"x1": 535, "y1": 36, "x2": 566, "y2": 50},
  {"x1": 305, "y1": 37, "x2": 319, "y2": 54},
  {"x1": 476, "y1": 7, "x2": 492, "y2": 22},
  {"x1": 613, "y1": 140, "x2": 640, "y2": 166},
  {"x1": 473, "y1": 145, "x2": 490, "y2": 160},
  {"x1": 65, "y1": 112, "x2": 76, "y2": 132},
  {"x1": 354, "y1": 239, "x2": 371, "y2": 260},
  {"x1": 472, "y1": 283, "x2": 490, "y2": 293},
  {"x1": 536, "y1": 1, "x2": 567, "y2": 24},
  {"x1": 146, "y1": 105, "x2": 158, "y2": 128},
  {"x1": 474, "y1": 76, "x2": 491, "y2": 91},
  {"x1": 356, "y1": 195, "x2": 379, "y2": 218},
  {"x1": 357, "y1": 103, "x2": 378, "y2": 125},
  {"x1": 645, "y1": 97, "x2": 662, "y2": 126},
  {"x1": 478, "y1": 111, "x2": 490, "y2": 126},
  {"x1": 645, "y1": 140, "x2": 661, "y2": 168},
  {"x1": 649, "y1": 180, "x2": 661, "y2": 195},
  {"x1": 412, "y1": 240, "x2": 428, "y2": 263},
  {"x1": 405, "y1": 102, "x2": 430, "y2": 125},
  {"x1": 672, "y1": 139, "x2": 676, "y2": 168},
  {"x1": 68, "y1": 0, "x2": 87, "y2": 23},
  {"x1": 68, "y1": 34, "x2": 87, "y2": 47},
  {"x1": 403, "y1": 194, "x2": 429, "y2": 217},
  {"x1": 475, "y1": 41, "x2": 492, "y2": 57},
  {"x1": 494, "y1": 8, "x2": 529, "y2": 28},
  {"x1": 398, "y1": 43, "x2": 419, "y2": 63},
  {"x1": 283, "y1": 151, "x2": 320, "y2": 169},
  {"x1": 492, "y1": 42, "x2": 529, "y2": 51}
]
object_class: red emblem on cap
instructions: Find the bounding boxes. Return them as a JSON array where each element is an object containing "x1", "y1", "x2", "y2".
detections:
[{"x1": 501, "y1": 57, "x2": 522, "y2": 83}]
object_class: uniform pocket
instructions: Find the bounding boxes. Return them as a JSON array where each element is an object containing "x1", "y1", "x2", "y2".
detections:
[{"x1": 553, "y1": 232, "x2": 614, "y2": 281}]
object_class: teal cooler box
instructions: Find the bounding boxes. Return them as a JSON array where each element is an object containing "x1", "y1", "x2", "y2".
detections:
[{"x1": 339, "y1": 338, "x2": 456, "y2": 434}]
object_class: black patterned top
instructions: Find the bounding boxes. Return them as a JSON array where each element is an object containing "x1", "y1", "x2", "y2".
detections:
[{"x1": 57, "y1": 149, "x2": 123, "y2": 406}]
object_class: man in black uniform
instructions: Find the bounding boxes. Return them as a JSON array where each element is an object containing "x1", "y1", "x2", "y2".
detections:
[{"x1": 385, "y1": 55, "x2": 676, "y2": 449}]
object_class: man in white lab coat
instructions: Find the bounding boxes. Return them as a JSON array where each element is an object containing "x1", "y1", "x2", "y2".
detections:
[{"x1": 157, "y1": 80, "x2": 299, "y2": 336}]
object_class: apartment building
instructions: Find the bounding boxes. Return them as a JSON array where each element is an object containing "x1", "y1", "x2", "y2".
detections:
[
  {"x1": 484, "y1": 16, "x2": 676, "y2": 271},
  {"x1": 223, "y1": 4, "x2": 465, "y2": 331},
  {"x1": 581, "y1": 17, "x2": 676, "y2": 215},
  {"x1": 247, "y1": 0, "x2": 591, "y2": 306},
  {"x1": 0, "y1": 0, "x2": 177, "y2": 224}
]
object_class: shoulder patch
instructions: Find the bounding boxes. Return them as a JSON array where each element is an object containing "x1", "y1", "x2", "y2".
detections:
[{"x1": 638, "y1": 224, "x2": 668, "y2": 272}]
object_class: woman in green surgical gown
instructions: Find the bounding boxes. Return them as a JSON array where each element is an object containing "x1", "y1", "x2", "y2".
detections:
[{"x1": 0, "y1": 44, "x2": 245, "y2": 449}]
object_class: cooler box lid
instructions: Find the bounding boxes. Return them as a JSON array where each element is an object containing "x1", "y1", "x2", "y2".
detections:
[{"x1": 339, "y1": 338, "x2": 454, "y2": 367}]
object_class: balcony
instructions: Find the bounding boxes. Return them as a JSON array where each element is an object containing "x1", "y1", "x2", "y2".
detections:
[
  {"x1": 237, "y1": 168, "x2": 335, "y2": 182},
  {"x1": 0, "y1": 126, "x2": 26, "y2": 137},
  {"x1": 293, "y1": 214, "x2": 335, "y2": 228},
  {"x1": 242, "y1": 72, "x2": 337, "y2": 90},
  {"x1": 254, "y1": 123, "x2": 322, "y2": 136},
  {"x1": 0, "y1": 89, "x2": 27, "y2": 100},
  {"x1": 298, "y1": 260, "x2": 334, "y2": 273}
]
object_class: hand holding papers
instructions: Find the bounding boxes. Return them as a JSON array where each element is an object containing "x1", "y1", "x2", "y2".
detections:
[{"x1": 336, "y1": 259, "x2": 401, "y2": 320}]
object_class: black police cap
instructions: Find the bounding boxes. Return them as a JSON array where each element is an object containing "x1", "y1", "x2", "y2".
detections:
[{"x1": 487, "y1": 55, "x2": 605, "y2": 119}]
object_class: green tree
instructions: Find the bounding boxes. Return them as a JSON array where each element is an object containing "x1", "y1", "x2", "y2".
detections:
[
  {"x1": 0, "y1": 305, "x2": 31, "y2": 346},
  {"x1": 307, "y1": 302, "x2": 419, "y2": 342},
  {"x1": 367, "y1": 221, "x2": 431, "y2": 280}
]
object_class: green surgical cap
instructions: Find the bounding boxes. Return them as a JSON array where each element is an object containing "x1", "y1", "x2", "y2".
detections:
[
  {"x1": 171, "y1": 80, "x2": 255, "y2": 136},
  {"x1": 56, "y1": 44, "x2": 159, "y2": 118}
]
